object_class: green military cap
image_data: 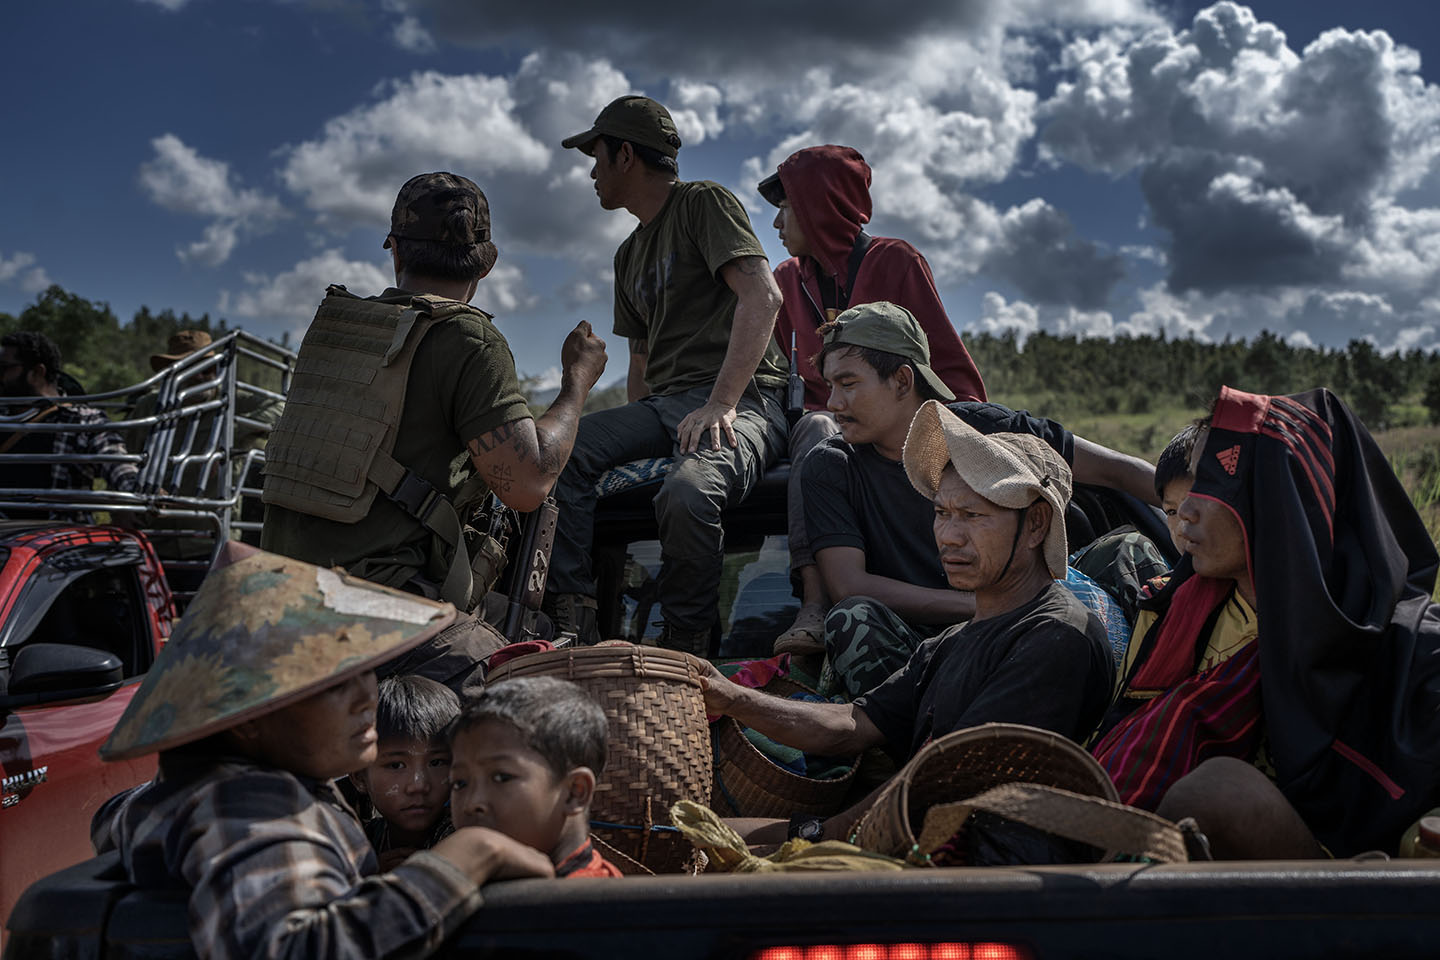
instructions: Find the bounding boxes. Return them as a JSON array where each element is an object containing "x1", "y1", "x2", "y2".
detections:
[
  {"x1": 101, "y1": 542, "x2": 456, "y2": 761},
  {"x1": 561, "y1": 95, "x2": 683, "y2": 158},
  {"x1": 822, "y1": 301, "x2": 957, "y2": 402}
]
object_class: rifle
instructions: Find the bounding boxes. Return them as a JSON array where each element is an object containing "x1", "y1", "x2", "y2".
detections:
[
  {"x1": 501, "y1": 495, "x2": 559, "y2": 643},
  {"x1": 786, "y1": 330, "x2": 806, "y2": 426}
]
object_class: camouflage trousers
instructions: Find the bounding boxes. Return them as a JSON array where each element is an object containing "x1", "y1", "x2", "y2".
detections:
[{"x1": 824, "y1": 596, "x2": 933, "y2": 700}]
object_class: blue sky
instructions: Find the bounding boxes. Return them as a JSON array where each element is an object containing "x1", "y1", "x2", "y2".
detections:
[{"x1": 3, "y1": 0, "x2": 1438, "y2": 385}]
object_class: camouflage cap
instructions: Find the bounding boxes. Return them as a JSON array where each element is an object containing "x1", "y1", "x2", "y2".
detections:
[
  {"x1": 822, "y1": 301, "x2": 956, "y2": 402},
  {"x1": 100, "y1": 542, "x2": 456, "y2": 762},
  {"x1": 561, "y1": 95, "x2": 682, "y2": 158},
  {"x1": 149, "y1": 329, "x2": 213, "y2": 372},
  {"x1": 383, "y1": 172, "x2": 499, "y2": 271}
]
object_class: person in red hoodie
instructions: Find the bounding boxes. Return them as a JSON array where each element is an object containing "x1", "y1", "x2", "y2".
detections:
[{"x1": 758, "y1": 145, "x2": 987, "y2": 654}]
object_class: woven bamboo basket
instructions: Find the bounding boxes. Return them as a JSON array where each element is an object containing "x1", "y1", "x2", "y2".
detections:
[
  {"x1": 486, "y1": 643, "x2": 712, "y2": 873},
  {"x1": 709, "y1": 670, "x2": 859, "y2": 818},
  {"x1": 852, "y1": 722, "x2": 1119, "y2": 862}
]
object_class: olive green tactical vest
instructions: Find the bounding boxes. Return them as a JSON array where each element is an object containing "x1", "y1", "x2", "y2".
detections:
[{"x1": 262, "y1": 285, "x2": 483, "y2": 523}]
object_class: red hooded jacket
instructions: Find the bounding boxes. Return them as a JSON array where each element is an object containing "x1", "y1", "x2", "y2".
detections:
[{"x1": 769, "y1": 145, "x2": 985, "y2": 409}]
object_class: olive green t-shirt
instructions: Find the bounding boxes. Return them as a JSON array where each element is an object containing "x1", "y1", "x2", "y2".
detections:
[
  {"x1": 613, "y1": 180, "x2": 787, "y2": 396},
  {"x1": 262, "y1": 291, "x2": 531, "y2": 589}
]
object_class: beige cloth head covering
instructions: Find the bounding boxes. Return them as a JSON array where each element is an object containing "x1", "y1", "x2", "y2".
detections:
[{"x1": 903, "y1": 400, "x2": 1072, "y2": 578}]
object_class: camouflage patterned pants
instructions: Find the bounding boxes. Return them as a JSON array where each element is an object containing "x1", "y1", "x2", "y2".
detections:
[{"x1": 824, "y1": 596, "x2": 931, "y2": 700}]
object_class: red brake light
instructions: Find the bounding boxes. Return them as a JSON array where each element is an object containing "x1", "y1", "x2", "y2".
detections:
[{"x1": 750, "y1": 945, "x2": 1030, "y2": 960}]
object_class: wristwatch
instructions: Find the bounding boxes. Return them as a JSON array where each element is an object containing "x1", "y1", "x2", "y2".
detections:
[{"x1": 787, "y1": 814, "x2": 825, "y2": 843}]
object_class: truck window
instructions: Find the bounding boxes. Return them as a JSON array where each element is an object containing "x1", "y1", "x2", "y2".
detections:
[{"x1": 1, "y1": 561, "x2": 153, "y2": 681}]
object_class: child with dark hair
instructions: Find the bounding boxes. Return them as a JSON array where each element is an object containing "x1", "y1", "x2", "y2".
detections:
[
  {"x1": 448, "y1": 676, "x2": 621, "y2": 878},
  {"x1": 1154, "y1": 420, "x2": 1212, "y2": 551},
  {"x1": 351, "y1": 675, "x2": 460, "y2": 869}
]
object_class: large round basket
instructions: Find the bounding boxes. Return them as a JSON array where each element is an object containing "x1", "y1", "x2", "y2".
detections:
[
  {"x1": 709, "y1": 674, "x2": 859, "y2": 819},
  {"x1": 852, "y1": 723, "x2": 1119, "y2": 862},
  {"x1": 486, "y1": 643, "x2": 712, "y2": 873}
]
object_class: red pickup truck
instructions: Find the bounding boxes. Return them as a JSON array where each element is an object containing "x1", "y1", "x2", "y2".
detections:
[{"x1": 0, "y1": 522, "x2": 174, "y2": 929}]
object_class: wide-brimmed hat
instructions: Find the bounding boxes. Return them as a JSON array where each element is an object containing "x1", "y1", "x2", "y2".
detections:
[
  {"x1": 561, "y1": 95, "x2": 682, "y2": 158},
  {"x1": 822, "y1": 302, "x2": 956, "y2": 402},
  {"x1": 903, "y1": 399, "x2": 1071, "y2": 578},
  {"x1": 101, "y1": 542, "x2": 456, "y2": 761},
  {"x1": 383, "y1": 172, "x2": 499, "y2": 274},
  {"x1": 149, "y1": 329, "x2": 212, "y2": 372}
]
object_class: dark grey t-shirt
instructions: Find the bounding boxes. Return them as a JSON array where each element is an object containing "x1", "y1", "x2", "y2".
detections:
[
  {"x1": 854, "y1": 581, "x2": 1115, "y2": 760},
  {"x1": 800, "y1": 401, "x2": 1075, "y2": 595}
]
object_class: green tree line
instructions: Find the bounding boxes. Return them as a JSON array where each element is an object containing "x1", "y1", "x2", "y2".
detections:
[{"x1": 6, "y1": 284, "x2": 1440, "y2": 431}]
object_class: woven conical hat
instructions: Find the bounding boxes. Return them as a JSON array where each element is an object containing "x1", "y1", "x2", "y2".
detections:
[{"x1": 101, "y1": 542, "x2": 456, "y2": 761}]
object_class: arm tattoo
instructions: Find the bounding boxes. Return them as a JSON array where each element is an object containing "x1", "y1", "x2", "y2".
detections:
[
  {"x1": 484, "y1": 462, "x2": 515, "y2": 495},
  {"x1": 468, "y1": 421, "x2": 516, "y2": 455},
  {"x1": 629, "y1": 337, "x2": 649, "y2": 356}
]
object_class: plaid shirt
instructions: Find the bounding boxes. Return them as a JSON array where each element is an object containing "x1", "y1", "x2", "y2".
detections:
[
  {"x1": 2, "y1": 400, "x2": 138, "y2": 498},
  {"x1": 95, "y1": 751, "x2": 482, "y2": 960}
]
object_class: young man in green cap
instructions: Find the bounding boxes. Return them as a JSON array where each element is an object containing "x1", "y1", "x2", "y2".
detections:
[
  {"x1": 757, "y1": 145, "x2": 988, "y2": 653},
  {"x1": 262, "y1": 172, "x2": 608, "y2": 693},
  {"x1": 92, "y1": 542, "x2": 554, "y2": 960},
  {"x1": 547, "y1": 96, "x2": 789, "y2": 654},
  {"x1": 799, "y1": 301, "x2": 1156, "y2": 692}
]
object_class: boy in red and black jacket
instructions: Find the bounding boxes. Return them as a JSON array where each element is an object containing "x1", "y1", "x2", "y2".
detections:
[{"x1": 448, "y1": 676, "x2": 622, "y2": 878}]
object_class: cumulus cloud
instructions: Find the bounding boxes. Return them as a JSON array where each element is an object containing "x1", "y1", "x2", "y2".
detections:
[
  {"x1": 138, "y1": 134, "x2": 286, "y2": 266},
  {"x1": 277, "y1": 57, "x2": 634, "y2": 262},
  {"x1": 971, "y1": 291, "x2": 1040, "y2": 340},
  {"x1": 1114, "y1": 282, "x2": 1440, "y2": 354},
  {"x1": 0, "y1": 251, "x2": 52, "y2": 294},
  {"x1": 1041, "y1": 0, "x2": 1440, "y2": 325},
  {"x1": 405, "y1": 0, "x2": 1159, "y2": 72},
  {"x1": 220, "y1": 250, "x2": 390, "y2": 325},
  {"x1": 481, "y1": 262, "x2": 538, "y2": 314},
  {"x1": 392, "y1": 16, "x2": 437, "y2": 53}
]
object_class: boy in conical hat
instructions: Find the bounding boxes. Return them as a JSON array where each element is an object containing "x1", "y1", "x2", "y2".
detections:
[{"x1": 93, "y1": 542, "x2": 554, "y2": 960}]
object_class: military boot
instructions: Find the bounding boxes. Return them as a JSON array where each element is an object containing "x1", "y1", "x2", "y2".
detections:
[
  {"x1": 544, "y1": 593, "x2": 600, "y2": 646},
  {"x1": 658, "y1": 621, "x2": 715, "y2": 658}
]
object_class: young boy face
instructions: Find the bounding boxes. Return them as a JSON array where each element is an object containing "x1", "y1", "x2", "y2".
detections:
[
  {"x1": 449, "y1": 721, "x2": 571, "y2": 858},
  {"x1": 1161, "y1": 475, "x2": 1193, "y2": 551},
  {"x1": 360, "y1": 736, "x2": 452, "y2": 835}
]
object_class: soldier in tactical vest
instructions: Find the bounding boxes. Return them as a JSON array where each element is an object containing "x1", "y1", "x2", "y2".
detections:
[{"x1": 261, "y1": 172, "x2": 608, "y2": 696}]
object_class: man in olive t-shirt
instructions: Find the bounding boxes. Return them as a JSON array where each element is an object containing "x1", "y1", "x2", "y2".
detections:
[
  {"x1": 262, "y1": 172, "x2": 608, "y2": 694},
  {"x1": 548, "y1": 96, "x2": 789, "y2": 655}
]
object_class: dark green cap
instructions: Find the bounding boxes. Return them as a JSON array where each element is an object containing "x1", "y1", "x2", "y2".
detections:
[
  {"x1": 561, "y1": 95, "x2": 683, "y2": 158},
  {"x1": 822, "y1": 301, "x2": 956, "y2": 402}
]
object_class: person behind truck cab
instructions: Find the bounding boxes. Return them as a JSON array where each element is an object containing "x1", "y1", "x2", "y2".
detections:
[
  {"x1": 90, "y1": 543, "x2": 554, "y2": 960},
  {"x1": 1094, "y1": 387, "x2": 1440, "y2": 859},
  {"x1": 756, "y1": 145, "x2": 987, "y2": 656},
  {"x1": 0, "y1": 330, "x2": 140, "y2": 520},
  {"x1": 261, "y1": 172, "x2": 608, "y2": 697},
  {"x1": 449, "y1": 676, "x2": 622, "y2": 878},
  {"x1": 544, "y1": 96, "x2": 789, "y2": 655},
  {"x1": 797, "y1": 302, "x2": 1157, "y2": 695},
  {"x1": 350, "y1": 675, "x2": 460, "y2": 871},
  {"x1": 701, "y1": 402, "x2": 1114, "y2": 843}
]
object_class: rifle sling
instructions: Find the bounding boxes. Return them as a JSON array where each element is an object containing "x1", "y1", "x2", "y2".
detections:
[{"x1": 369, "y1": 450, "x2": 473, "y2": 609}]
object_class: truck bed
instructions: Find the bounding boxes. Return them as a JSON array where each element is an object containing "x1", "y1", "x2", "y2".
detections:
[{"x1": 10, "y1": 853, "x2": 1440, "y2": 959}]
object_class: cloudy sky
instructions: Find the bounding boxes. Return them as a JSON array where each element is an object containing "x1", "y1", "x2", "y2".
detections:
[{"x1": 4, "y1": 0, "x2": 1439, "y2": 384}]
